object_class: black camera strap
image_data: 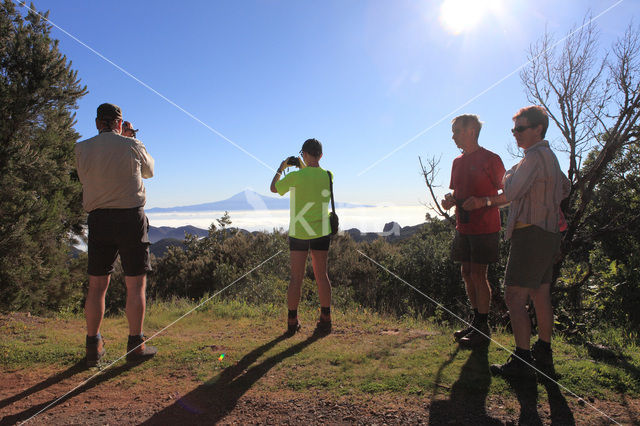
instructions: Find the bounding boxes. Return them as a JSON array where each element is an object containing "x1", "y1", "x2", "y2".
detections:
[{"x1": 327, "y1": 170, "x2": 336, "y2": 215}]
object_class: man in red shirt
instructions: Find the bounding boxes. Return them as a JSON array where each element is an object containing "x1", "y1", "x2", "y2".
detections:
[{"x1": 441, "y1": 114, "x2": 505, "y2": 347}]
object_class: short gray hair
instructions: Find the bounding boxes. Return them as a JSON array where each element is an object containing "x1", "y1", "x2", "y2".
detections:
[{"x1": 452, "y1": 114, "x2": 483, "y2": 138}]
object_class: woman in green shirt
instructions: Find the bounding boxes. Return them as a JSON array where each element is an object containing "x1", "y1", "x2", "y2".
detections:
[{"x1": 270, "y1": 139, "x2": 333, "y2": 335}]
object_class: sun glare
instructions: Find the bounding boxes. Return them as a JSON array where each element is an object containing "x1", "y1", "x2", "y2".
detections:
[{"x1": 439, "y1": 0, "x2": 500, "y2": 35}]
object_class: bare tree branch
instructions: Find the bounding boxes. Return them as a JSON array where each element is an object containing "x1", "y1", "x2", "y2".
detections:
[
  {"x1": 522, "y1": 18, "x2": 640, "y2": 254},
  {"x1": 522, "y1": 17, "x2": 609, "y2": 188},
  {"x1": 418, "y1": 156, "x2": 455, "y2": 226}
]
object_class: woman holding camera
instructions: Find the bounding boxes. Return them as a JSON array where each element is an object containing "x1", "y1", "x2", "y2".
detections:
[{"x1": 270, "y1": 138, "x2": 333, "y2": 335}]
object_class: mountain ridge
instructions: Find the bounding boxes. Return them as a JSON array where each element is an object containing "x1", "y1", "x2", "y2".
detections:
[{"x1": 148, "y1": 221, "x2": 425, "y2": 257}]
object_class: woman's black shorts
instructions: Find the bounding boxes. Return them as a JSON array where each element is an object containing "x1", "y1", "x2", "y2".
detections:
[{"x1": 289, "y1": 235, "x2": 331, "y2": 251}]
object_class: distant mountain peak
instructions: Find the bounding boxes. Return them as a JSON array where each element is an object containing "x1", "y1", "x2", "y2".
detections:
[{"x1": 146, "y1": 190, "x2": 372, "y2": 213}]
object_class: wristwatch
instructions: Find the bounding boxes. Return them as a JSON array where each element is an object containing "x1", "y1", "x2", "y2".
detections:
[{"x1": 485, "y1": 197, "x2": 492, "y2": 207}]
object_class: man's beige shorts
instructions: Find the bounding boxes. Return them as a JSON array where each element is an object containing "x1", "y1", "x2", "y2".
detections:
[{"x1": 504, "y1": 225, "x2": 561, "y2": 289}]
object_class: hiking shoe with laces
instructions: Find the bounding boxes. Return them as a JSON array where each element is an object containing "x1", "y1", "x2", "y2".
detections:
[
  {"x1": 532, "y1": 340, "x2": 556, "y2": 380},
  {"x1": 315, "y1": 316, "x2": 332, "y2": 334},
  {"x1": 86, "y1": 335, "x2": 105, "y2": 367},
  {"x1": 490, "y1": 354, "x2": 535, "y2": 380},
  {"x1": 459, "y1": 323, "x2": 490, "y2": 348},
  {"x1": 453, "y1": 325, "x2": 473, "y2": 340},
  {"x1": 285, "y1": 319, "x2": 301, "y2": 336},
  {"x1": 126, "y1": 334, "x2": 157, "y2": 362}
]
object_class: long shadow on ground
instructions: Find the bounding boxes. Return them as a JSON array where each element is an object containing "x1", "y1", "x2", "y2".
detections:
[
  {"x1": 543, "y1": 380, "x2": 575, "y2": 425},
  {"x1": 505, "y1": 372, "x2": 575, "y2": 425},
  {"x1": 428, "y1": 345, "x2": 502, "y2": 425},
  {"x1": 507, "y1": 373, "x2": 543, "y2": 426},
  {"x1": 142, "y1": 330, "x2": 326, "y2": 425},
  {"x1": 0, "y1": 360, "x2": 86, "y2": 410},
  {"x1": 0, "y1": 359, "x2": 146, "y2": 425}
]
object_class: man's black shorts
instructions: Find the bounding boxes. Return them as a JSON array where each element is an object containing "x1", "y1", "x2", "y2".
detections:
[
  {"x1": 87, "y1": 207, "x2": 151, "y2": 276},
  {"x1": 289, "y1": 235, "x2": 331, "y2": 251},
  {"x1": 451, "y1": 231, "x2": 500, "y2": 264}
]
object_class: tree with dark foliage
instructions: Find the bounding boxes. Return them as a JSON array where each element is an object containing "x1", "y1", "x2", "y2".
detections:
[{"x1": 0, "y1": 1, "x2": 87, "y2": 312}]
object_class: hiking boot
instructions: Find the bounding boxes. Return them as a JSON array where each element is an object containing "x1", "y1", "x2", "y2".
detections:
[
  {"x1": 315, "y1": 316, "x2": 332, "y2": 334},
  {"x1": 285, "y1": 319, "x2": 301, "y2": 336},
  {"x1": 459, "y1": 323, "x2": 490, "y2": 348},
  {"x1": 85, "y1": 335, "x2": 105, "y2": 367},
  {"x1": 532, "y1": 340, "x2": 556, "y2": 381},
  {"x1": 490, "y1": 354, "x2": 536, "y2": 380},
  {"x1": 453, "y1": 325, "x2": 473, "y2": 340},
  {"x1": 126, "y1": 334, "x2": 157, "y2": 362}
]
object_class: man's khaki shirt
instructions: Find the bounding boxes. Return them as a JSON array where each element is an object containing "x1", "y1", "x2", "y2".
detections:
[{"x1": 75, "y1": 131, "x2": 154, "y2": 212}]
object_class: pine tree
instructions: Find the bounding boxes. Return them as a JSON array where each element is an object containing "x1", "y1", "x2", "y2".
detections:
[{"x1": 0, "y1": 1, "x2": 87, "y2": 312}]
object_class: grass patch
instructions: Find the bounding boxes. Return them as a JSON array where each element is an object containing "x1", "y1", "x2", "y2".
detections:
[{"x1": 1, "y1": 299, "x2": 639, "y2": 404}]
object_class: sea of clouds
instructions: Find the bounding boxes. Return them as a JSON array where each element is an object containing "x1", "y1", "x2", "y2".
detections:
[{"x1": 146, "y1": 205, "x2": 427, "y2": 233}]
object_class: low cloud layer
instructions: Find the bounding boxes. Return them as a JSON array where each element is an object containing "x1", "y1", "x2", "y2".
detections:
[{"x1": 147, "y1": 206, "x2": 426, "y2": 233}]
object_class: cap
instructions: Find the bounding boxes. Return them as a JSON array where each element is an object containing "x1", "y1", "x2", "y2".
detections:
[
  {"x1": 96, "y1": 103, "x2": 122, "y2": 121},
  {"x1": 301, "y1": 138, "x2": 322, "y2": 157},
  {"x1": 122, "y1": 121, "x2": 139, "y2": 133}
]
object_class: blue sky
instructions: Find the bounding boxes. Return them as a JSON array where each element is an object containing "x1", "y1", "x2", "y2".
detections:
[{"x1": 20, "y1": 0, "x2": 638, "y2": 210}]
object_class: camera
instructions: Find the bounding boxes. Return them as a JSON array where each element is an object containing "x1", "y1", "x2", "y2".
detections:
[
  {"x1": 285, "y1": 156, "x2": 305, "y2": 169},
  {"x1": 445, "y1": 193, "x2": 469, "y2": 224},
  {"x1": 286, "y1": 156, "x2": 300, "y2": 167},
  {"x1": 455, "y1": 199, "x2": 470, "y2": 224}
]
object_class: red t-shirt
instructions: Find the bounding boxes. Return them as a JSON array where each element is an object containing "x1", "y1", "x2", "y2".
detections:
[{"x1": 449, "y1": 147, "x2": 505, "y2": 235}]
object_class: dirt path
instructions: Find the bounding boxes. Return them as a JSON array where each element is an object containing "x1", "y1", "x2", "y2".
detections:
[{"x1": 1, "y1": 364, "x2": 638, "y2": 425}]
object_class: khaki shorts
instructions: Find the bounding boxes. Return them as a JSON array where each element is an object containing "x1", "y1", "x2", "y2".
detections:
[
  {"x1": 451, "y1": 231, "x2": 500, "y2": 264},
  {"x1": 504, "y1": 226, "x2": 561, "y2": 289}
]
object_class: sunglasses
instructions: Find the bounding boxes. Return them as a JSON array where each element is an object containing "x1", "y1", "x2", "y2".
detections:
[{"x1": 511, "y1": 124, "x2": 537, "y2": 134}]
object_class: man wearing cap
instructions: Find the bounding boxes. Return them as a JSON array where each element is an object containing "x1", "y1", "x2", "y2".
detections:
[{"x1": 75, "y1": 103, "x2": 157, "y2": 366}]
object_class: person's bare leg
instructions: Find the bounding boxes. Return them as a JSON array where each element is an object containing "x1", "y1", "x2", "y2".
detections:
[
  {"x1": 460, "y1": 262, "x2": 477, "y2": 309},
  {"x1": 458, "y1": 262, "x2": 492, "y2": 345},
  {"x1": 125, "y1": 274, "x2": 147, "y2": 336},
  {"x1": 469, "y1": 263, "x2": 490, "y2": 314},
  {"x1": 86, "y1": 275, "x2": 110, "y2": 336},
  {"x1": 310, "y1": 249, "x2": 331, "y2": 309},
  {"x1": 288, "y1": 250, "x2": 308, "y2": 311},
  {"x1": 530, "y1": 283, "x2": 553, "y2": 342},
  {"x1": 505, "y1": 285, "x2": 532, "y2": 350},
  {"x1": 453, "y1": 262, "x2": 477, "y2": 339}
]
